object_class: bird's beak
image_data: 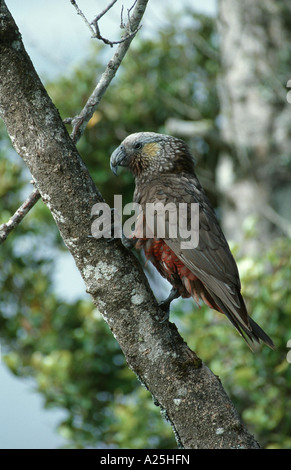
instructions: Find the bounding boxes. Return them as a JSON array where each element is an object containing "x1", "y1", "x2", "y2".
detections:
[{"x1": 110, "y1": 145, "x2": 127, "y2": 176}]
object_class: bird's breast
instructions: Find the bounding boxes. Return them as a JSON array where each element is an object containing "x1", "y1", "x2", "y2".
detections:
[{"x1": 135, "y1": 237, "x2": 196, "y2": 298}]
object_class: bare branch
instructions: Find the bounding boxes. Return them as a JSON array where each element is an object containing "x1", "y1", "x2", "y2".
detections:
[
  {"x1": 0, "y1": 188, "x2": 41, "y2": 244},
  {"x1": 70, "y1": 0, "x2": 95, "y2": 37},
  {"x1": 91, "y1": 0, "x2": 118, "y2": 27},
  {"x1": 92, "y1": 25, "x2": 141, "y2": 48},
  {"x1": 69, "y1": 0, "x2": 148, "y2": 142},
  {"x1": 71, "y1": 0, "x2": 141, "y2": 48}
]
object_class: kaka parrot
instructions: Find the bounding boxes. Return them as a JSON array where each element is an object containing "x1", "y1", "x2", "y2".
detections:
[{"x1": 110, "y1": 132, "x2": 274, "y2": 351}]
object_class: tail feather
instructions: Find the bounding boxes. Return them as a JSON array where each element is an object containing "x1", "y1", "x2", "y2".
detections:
[
  {"x1": 248, "y1": 317, "x2": 275, "y2": 350},
  {"x1": 204, "y1": 290, "x2": 275, "y2": 351},
  {"x1": 225, "y1": 313, "x2": 275, "y2": 351}
]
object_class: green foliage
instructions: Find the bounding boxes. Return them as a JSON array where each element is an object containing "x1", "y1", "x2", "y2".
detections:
[{"x1": 1, "y1": 8, "x2": 290, "y2": 450}]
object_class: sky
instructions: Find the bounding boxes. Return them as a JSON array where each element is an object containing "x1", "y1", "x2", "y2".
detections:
[
  {"x1": 2, "y1": 0, "x2": 217, "y2": 450},
  {"x1": 6, "y1": 0, "x2": 217, "y2": 80}
]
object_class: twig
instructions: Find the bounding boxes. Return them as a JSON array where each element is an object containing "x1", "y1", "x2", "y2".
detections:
[
  {"x1": 0, "y1": 188, "x2": 41, "y2": 244},
  {"x1": 93, "y1": 26, "x2": 141, "y2": 47},
  {"x1": 70, "y1": 0, "x2": 95, "y2": 37},
  {"x1": 91, "y1": 0, "x2": 118, "y2": 26},
  {"x1": 72, "y1": 0, "x2": 141, "y2": 48}
]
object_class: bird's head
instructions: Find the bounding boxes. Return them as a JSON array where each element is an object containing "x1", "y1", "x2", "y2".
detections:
[{"x1": 110, "y1": 132, "x2": 195, "y2": 178}]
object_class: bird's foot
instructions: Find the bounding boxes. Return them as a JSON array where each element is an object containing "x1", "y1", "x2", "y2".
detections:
[
  {"x1": 158, "y1": 287, "x2": 180, "y2": 322},
  {"x1": 121, "y1": 233, "x2": 137, "y2": 250}
]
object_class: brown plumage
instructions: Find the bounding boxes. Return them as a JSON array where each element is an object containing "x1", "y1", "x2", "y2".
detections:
[{"x1": 110, "y1": 132, "x2": 274, "y2": 351}]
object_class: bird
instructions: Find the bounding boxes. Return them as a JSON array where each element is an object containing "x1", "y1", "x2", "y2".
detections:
[{"x1": 110, "y1": 131, "x2": 275, "y2": 351}]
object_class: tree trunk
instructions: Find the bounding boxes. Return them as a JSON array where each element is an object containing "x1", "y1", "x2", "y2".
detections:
[
  {"x1": 217, "y1": 0, "x2": 291, "y2": 246},
  {"x1": 0, "y1": 0, "x2": 260, "y2": 449}
]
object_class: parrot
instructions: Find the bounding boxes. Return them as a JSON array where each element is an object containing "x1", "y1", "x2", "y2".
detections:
[{"x1": 110, "y1": 131, "x2": 274, "y2": 351}]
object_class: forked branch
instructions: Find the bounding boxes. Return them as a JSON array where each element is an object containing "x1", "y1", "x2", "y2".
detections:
[{"x1": 71, "y1": 0, "x2": 141, "y2": 47}]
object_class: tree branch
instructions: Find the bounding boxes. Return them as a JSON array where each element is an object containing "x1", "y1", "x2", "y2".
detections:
[
  {"x1": 0, "y1": 0, "x2": 260, "y2": 449},
  {"x1": 0, "y1": 187, "x2": 41, "y2": 244}
]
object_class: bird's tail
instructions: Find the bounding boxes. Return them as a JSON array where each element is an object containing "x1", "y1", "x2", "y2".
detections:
[
  {"x1": 245, "y1": 317, "x2": 275, "y2": 351},
  {"x1": 206, "y1": 290, "x2": 275, "y2": 351},
  {"x1": 224, "y1": 308, "x2": 275, "y2": 352},
  {"x1": 186, "y1": 277, "x2": 275, "y2": 351}
]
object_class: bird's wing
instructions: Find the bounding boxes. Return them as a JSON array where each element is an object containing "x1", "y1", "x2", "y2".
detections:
[
  {"x1": 139, "y1": 174, "x2": 249, "y2": 327},
  {"x1": 136, "y1": 174, "x2": 275, "y2": 349}
]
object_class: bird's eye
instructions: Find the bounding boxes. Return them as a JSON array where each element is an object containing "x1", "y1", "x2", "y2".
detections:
[{"x1": 134, "y1": 142, "x2": 142, "y2": 150}]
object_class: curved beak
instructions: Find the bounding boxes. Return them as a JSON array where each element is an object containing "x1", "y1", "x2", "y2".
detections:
[{"x1": 110, "y1": 145, "x2": 127, "y2": 176}]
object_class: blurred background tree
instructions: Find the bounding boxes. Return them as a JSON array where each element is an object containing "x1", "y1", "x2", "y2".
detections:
[
  {"x1": 217, "y1": 0, "x2": 291, "y2": 248},
  {"x1": 0, "y1": 2, "x2": 291, "y2": 449}
]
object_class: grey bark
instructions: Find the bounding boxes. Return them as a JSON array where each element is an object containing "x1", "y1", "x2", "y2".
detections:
[{"x1": 0, "y1": 0, "x2": 260, "y2": 449}]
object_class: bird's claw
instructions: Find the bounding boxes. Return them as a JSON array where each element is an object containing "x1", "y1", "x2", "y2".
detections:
[
  {"x1": 158, "y1": 287, "x2": 180, "y2": 323},
  {"x1": 158, "y1": 301, "x2": 171, "y2": 323}
]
